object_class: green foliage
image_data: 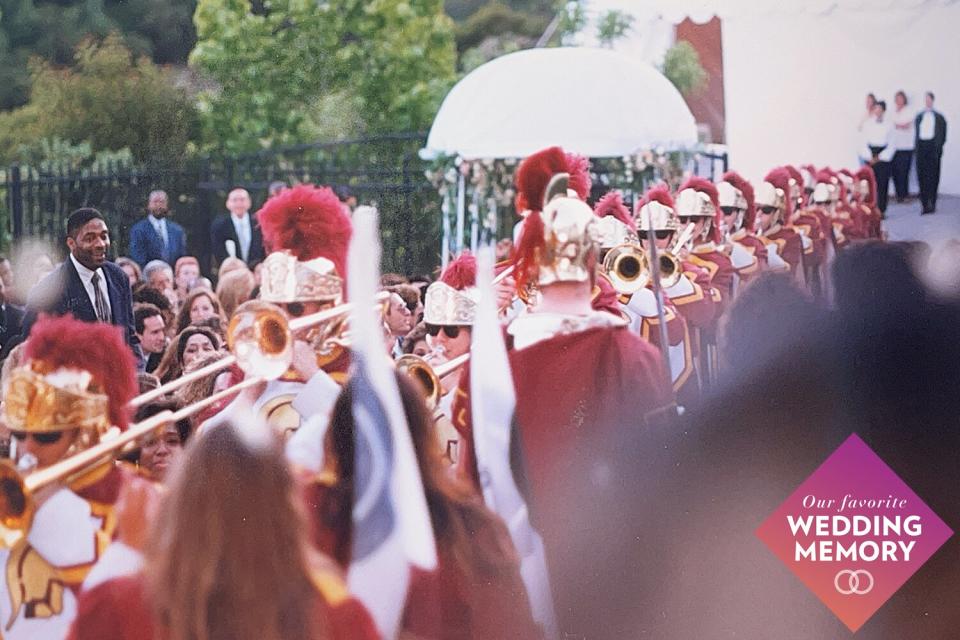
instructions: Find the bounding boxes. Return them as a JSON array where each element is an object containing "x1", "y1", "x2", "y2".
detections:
[
  {"x1": 661, "y1": 40, "x2": 708, "y2": 97},
  {"x1": 596, "y1": 9, "x2": 633, "y2": 48},
  {"x1": 191, "y1": 0, "x2": 458, "y2": 152},
  {"x1": 556, "y1": 0, "x2": 586, "y2": 45},
  {"x1": 0, "y1": 0, "x2": 197, "y2": 110},
  {"x1": 454, "y1": 2, "x2": 546, "y2": 52},
  {"x1": 0, "y1": 35, "x2": 199, "y2": 165}
]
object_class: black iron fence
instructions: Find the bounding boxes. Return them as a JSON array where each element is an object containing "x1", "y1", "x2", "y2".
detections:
[{"x1": 1, "y1": 134, "x2": 727, "y2": 279}]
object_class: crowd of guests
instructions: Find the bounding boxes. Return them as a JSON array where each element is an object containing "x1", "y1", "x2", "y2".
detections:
[{"x1": 858, "y1": 90, "x2": 947, "y2": 214}]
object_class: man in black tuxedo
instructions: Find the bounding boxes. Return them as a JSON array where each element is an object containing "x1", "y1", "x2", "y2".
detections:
[
  {"x1": 0, "y1": 275, "x2": 24, "y2": 354},
  {"x1": 210, "y1": 188, "x2": 265, "y2": 272},
  {"x1": 12, "y1": 208, "x2": 144, "y2": 369},
  {"x1": 915, "y1": 91, "x2": 948, "y2": 214}
]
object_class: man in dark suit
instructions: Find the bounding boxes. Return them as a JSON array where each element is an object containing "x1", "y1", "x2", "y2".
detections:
[
  {"x1": 210, "y1": 187, "x2": 265, "y2": 272},
  {"x1": 14, "y1": 208, "x2": 145, "y2": 369},
  {"x1": 0, "y1": 275, "x2": 24, "y2": 354},
  {"x1": 128, "y1": 190, "x2": 187, "y2": 267},
  {"x1": 915, "y1": 91, "x2": 948, "y2": 214}
]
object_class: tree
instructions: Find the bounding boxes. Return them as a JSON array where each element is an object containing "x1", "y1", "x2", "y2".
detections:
[
  {"x1": 0, "y1": 0, "x2": 197, "y2": 110},
  {"x1": 190, "y1": 0, "x2": 458, "y2": 152},
  {"x1": 0, "y1": 35, "x2": 199, "y2": 165},
  {"x1": 660, "y1": 40, "x2": 708, "y2": 97},
  {"x1": 596, "y1": 9, "x2": 633, "y2": 48}
]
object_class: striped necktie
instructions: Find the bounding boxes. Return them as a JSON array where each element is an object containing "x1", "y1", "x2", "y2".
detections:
[{"x1": 91, "y1": 271, "x2": 110, "y2": 322}]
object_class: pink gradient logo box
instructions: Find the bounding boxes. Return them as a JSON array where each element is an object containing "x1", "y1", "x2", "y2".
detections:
[{"x1": 756, "y1": 433, "x2": 953, "y2": 632}]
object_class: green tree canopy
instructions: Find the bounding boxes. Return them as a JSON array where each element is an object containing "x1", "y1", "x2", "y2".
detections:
[
  {"x1": 190, "y1": 0, "x2": 458, "y2": 152},
  {"x1": 0, "y1": 0, "x2": 197, "y2": 110},
  {"x1": 661, "y1": 40, "x2": 708, "y2": 97},
  {"x1": 0, "y1": 34, "x2": 199, "y2": 165}
]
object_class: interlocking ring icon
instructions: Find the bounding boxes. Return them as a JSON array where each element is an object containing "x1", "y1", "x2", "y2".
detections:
[{"x1": 834, "y1": 569, "x2": 874, "y2": 595}]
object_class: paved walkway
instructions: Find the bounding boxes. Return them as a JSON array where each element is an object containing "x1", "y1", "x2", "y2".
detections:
[{"x1": 882, "y1": 194, "x2": 960, "y2": 250}]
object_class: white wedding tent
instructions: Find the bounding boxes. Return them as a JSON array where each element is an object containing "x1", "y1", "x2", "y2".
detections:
[
  {"x1": 425, "y1": 47, "x2": 698, "y2": 159},
  {"x1": 579, "y1": 0, "x2": 960, "y2": 194}
]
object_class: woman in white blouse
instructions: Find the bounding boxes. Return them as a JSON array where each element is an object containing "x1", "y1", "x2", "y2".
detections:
[{"x1": 890, "y1": 90, "x2": 916, "y2": 203}]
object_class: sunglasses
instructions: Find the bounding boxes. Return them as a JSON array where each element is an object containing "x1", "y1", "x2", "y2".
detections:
[
  {"x1": 759, "y1": 206, "x2": 779, "y2": 215},
  {"x1": 425, "y1": 324, "x2": 462, "y2": 339},
  {"x1": 638, "y1": 230, "x2": 673, "y2": 241},
  {"x1": 720, "y1": 206, "x2": 742, "y2": 216},
  {"x1": 10, "y1": 430, "x2": 64, "y2": 445}
]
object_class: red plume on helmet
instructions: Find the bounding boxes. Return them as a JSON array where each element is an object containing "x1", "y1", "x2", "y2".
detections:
[
  {"x1": 24, "y1": 315, "x2": 137, "y2": 430},
  {"x1": 763, "y1": 167, "x2": 794, "y2": 222},
  {"x1": 594, "y1": 191, "x2": 636, "y2": 231},
  {"x1": 514, "y1": 146, "x2": 570, "y2": 215},
  {"x1": 440, "y1": 252, "x2": 478, "y2": 290},
  {"x1": 678, "y1": 176, "x2": 722, "y2": 242},
  {"x1": 638, "y1": 184, "x2": 675, "y2": 212},
  {"x1": 784, "y1": 165, "x2": 805, "y2": 208},
  {"x1": 258, "y1": 184, "x2": 352, "y2": 279},
  {"x1": 855, "y1": 165, "x2": 878, "y2": 205},
  {"x1": 721, "y1": 171, "x2": 756, "y2": 231},
  {"x1": 565, "y1": 152, "x2": 592, "y2": 201}
]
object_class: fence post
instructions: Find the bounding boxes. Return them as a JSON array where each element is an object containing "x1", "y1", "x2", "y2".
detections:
[{"x1": 9, "y1": 165, "x2": 23, "y2": 241}]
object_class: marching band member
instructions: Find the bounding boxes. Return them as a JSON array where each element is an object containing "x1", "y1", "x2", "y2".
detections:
[
  {"x1": 785, "y1": 165, "x2": 828, "y2": 296},
  {"x1": 756, "y1": 168, "x2": 805, "y2": 279},
  {"x1": 69, "y1": 418, "x2": 379, "y2": 640},
  {"x1": 717, "y1": 171, "x2": 767, "y2": 278},
  {"x1": 0, "y1": 316, "x2": 138, "y2": 639},
  {"x1": 814, "y1": 169, "x2": 858, "y2": 249},
  {"x1": 506, "y1": 147, "x2": 672, "y2": 636},
  {"x1": 675, "y1": 177, "x2": 740, "y2": 301},
  {"x1": 854, "y1": 165, "x2": 884, "y2": 239},
  {"x1": 596, "y1": 191, "x2": 697, "y2": 403}
]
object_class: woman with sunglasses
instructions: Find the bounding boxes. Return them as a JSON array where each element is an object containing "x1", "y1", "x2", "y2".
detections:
[
  {"x1": 0, "y1": 315, "x2": 139, "y2": 639},
  {"x1": 421, "y1": 254, "x2": 479, "y2": 422}
]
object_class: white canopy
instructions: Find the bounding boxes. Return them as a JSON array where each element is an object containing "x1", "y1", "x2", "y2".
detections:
[{"x1": 425, "y1": 47, "x2": 698, "y2": 159}]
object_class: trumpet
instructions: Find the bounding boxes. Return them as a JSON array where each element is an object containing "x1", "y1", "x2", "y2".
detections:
[
  {"x1": 602, "y1": 244, "x2": 650, "y2": 295},
  {"x1": 395, "y1": 352, "x2": 471, "y2": 410}
]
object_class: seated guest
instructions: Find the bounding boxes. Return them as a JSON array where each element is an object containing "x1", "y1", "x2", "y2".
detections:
[
  {"x1": 115, "y1": 257, "x2": 142, "y2": 288},
  {"x1": 134, "y1": 303, "x2": 168, "y2": 373},
  {"x1": 131, "y1": 399, "x2": 191, "y2": 482},
  {"x1": 173, "y1": 289, "x2": 227, "y2": 335},
  {"x1": 153, "y1": 326, "x2": 221, "y2": 384},
  {"x1": 217, "y1": 256, "x2": 248, "y2": 282},
  {"x1": 402, "y1": 322, "x2": 431, "y2": 357},
  {"x1": 142, "y1": 260, "x2": 177, "y2": 310},
  {"x1": 173, "y1": 256, "x2": 201, "y2": 307},
  {"x1": 0, "y1": 275, "x2": 24, "y2": 355},
  {"x1": 132, "y1": 285, "x2": 175, "y2": 338},
  {"x1": 215, "y1": 267, "x2": 256, "y2": 320},
  {"x1": 175, "y1": 351, "x2": 236, "y2": 432}
]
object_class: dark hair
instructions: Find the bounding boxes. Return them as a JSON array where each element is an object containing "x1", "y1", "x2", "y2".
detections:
[
  {"x1": 926, "y1": 91, "x2": 935, "y2": 101},
  {"x1": 133, "y1": 285, "x2": 173, "y2": 314},
  {"x1": 66, "y1": 208, "x2": 105, "y2": 238},
  {"x1": 134, "y1": 303, "x2": 163, "y2": 334},
  {"x1": 867, "y1": 92, "x2": 876, "y2": 100},
  {"x1": 895, "y1": 90, "x2": 907, "y2": 104},
  {"x1": 134, "y1": 398, "x2": 192, "y2": 445},
  {"x1": 402, "y1": 322, "x2": 429, "y2": 354},
  {"x1": 876, "y1": 100, "x2": 887, "y2": 112}
]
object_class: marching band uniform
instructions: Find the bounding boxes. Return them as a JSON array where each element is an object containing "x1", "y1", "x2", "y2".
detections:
[
  {"x1": 421, "y1": 253, "x2": 481, "y2": 455},
  {"x1": 854, "y1": 166, "x2": 884, "y2": 239},
  {"x1": 717, "y1": 172, "x2": 766, "y2": 279},
  {"x1": 784, "y1": 165, "x2": 827, "y2": 296},
  {"x1": 813, "y1": 170, "x2": 857, "y2": 249},
  {"x1": 676, "y1": 178, "x2": 739, "y2": 301},
  {"x1": 601, "y1": 190, "x2": 697, "y2": 403},
  {"x1": 0, "y1": 316, "x2": 138, "y2": 640},
  {"x1": 756, "y1": 168, "x2": 805, "y2": 278}
]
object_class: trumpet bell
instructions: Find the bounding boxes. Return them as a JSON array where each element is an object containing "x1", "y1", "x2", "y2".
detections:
[
  {"x1": 659, "y1": 252, "x2": 683, "y2": 289},
  {"x1": 227, "y1": 301, "x2": 293, "y2": 381},
  {"x1": 0, "y1": 460, "x2": 33, "y2": 532},
  {"x1": 602, "y1": 244, "x2": 650, "y2": 295}
]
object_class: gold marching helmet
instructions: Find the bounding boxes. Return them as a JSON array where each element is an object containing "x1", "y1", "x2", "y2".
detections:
[
  {"x1": 3, "y1": 315, "x2": 137, "y2": 442},
  {"x1": 423, "y1": 254, "x2": 480, "y2": 326}
]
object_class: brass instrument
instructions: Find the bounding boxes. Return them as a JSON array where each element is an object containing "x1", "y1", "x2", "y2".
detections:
[
  {"x1": 396, "y1": 352, "x2": 471, "y2": 410},
  {"x1": 657, "y1": 222, "x2": 698, "y2": 290},
  {"x1": 602, "y1": 244, "x2": 650, "y2": 295},
  {"x1": 1, "y1": 295, "x2": 388, "y2": 532},
  {"x1": 131, "y1": 293, "x2": 389, "y2": 408}
]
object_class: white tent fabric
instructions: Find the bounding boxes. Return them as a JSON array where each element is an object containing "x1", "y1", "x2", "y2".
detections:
[{"x1": 425, "y1": 47, "x2": 697, "y2": 159}]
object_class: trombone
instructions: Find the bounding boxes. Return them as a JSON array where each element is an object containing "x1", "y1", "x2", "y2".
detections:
[{"x1": 602, "y1": 222, "x2": 696, "y2": 296}]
